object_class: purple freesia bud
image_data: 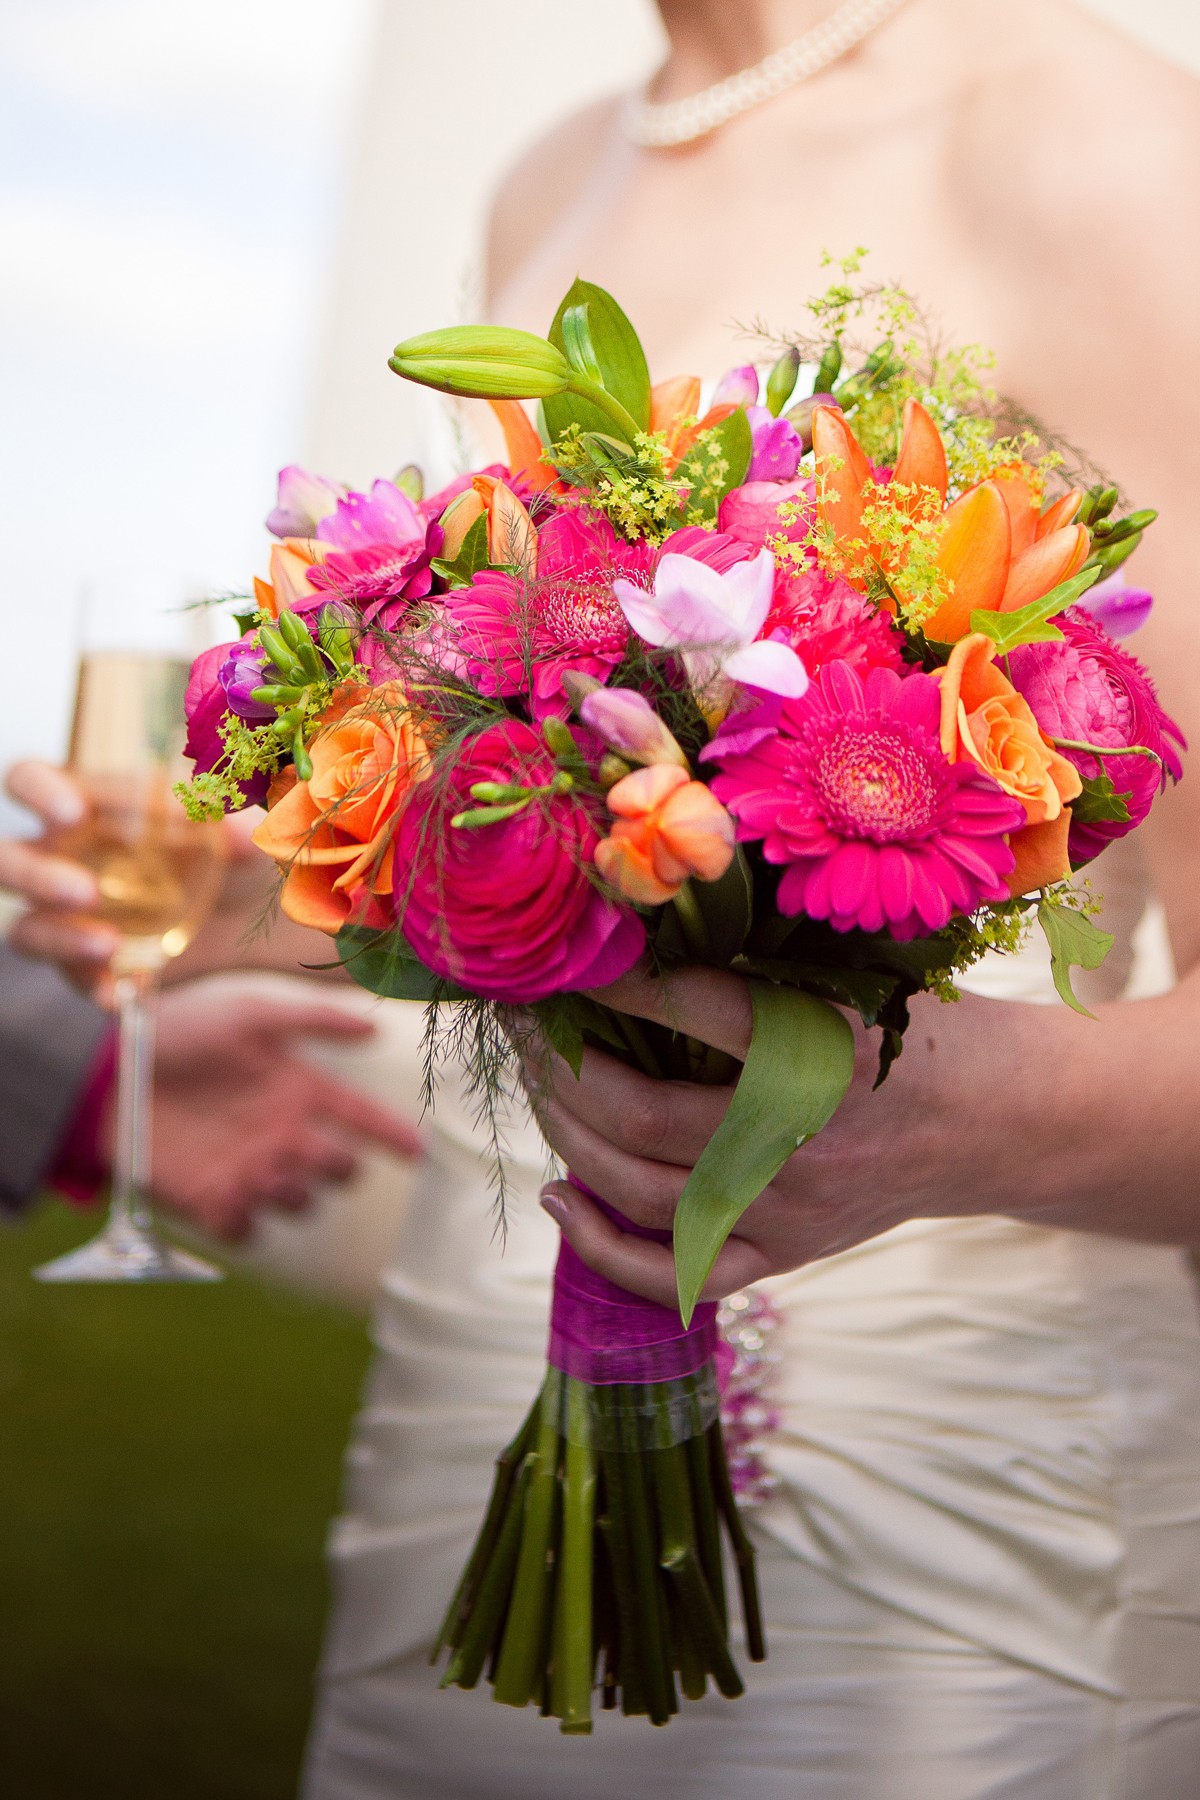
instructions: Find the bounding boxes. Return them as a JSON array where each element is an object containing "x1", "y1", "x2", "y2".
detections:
[
  {"x1": 1078, "y1": 572, "x2": 1154, "y2": 640},
  {"x1": 712, "y1": 364, "x2": 759, "y2": 409},
  {"x1": 746, "y1": 406, "x2": 803, "y2": 482},
  {"x1": 316, "y1": 478, "x2": 423, "y2": 552},
  {"x1": 218, "y1": 638, "x2": 276, "y2": 721},
  {"x1": 578, "y1": 685, "x2": 688, "y2": 767},
  {"x1": 266, "y1": 465, "x2": 344, "y2": 539}
]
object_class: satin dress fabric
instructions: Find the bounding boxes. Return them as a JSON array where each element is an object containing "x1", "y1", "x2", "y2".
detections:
[{"x1": 301, "y1": 812, "x2": 1200, "y2": 1788}]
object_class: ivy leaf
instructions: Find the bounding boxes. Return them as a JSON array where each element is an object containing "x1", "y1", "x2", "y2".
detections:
[
  {"x1": 335, "y1": 925, "x2": 470, "y2": 1002},
  {"x1": 431, "y1": 511, "x2": 491, "y2": 589},
  {"x1": 674, "y1": 409, "x2": 753, "y2": 523},
  {"x1": 969, "y1": 566, "x2": 1102, "y2": 655},
  {"x1": 1037, "y1": 901, "x2": 1114, "y2": 1019},
  {"x1": 1071, "y1": 772, "x2": 1133, "y2": 828},
  {"x1": 673, "y1": 982, "x2": 855, "y2": 1323},
  {"x1": 543, "y1": 279, "x2": 651, "y2": 445}
]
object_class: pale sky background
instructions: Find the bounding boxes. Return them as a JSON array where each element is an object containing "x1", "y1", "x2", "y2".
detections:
[{"x1": 2, "y1": 0, "x2": 1197, "y2": 834}]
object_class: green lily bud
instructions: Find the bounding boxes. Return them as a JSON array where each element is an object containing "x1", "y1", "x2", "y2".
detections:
[
  {"x1": 598, "y1": 753, "x2": 632, "y2": 790},
  {"x1": 389, "y1": 326, "x2": 573, "y2": 400},
  {"x1": 292, "y1": 733, "x2": 313, "y2": 783},
  {"x1": 1079, "y1": 484, "x2": 1119, "y2": 527},
  {"x1": 541, "y1": 716, "x2": 577, "y2": 760},
  {"x1": 393, "y1": 463, "x2": 424, "y2": 502},
  {"x1": 451, "y1": 799, "x2": 533, "y2": 829},
  {"x1": 250, "y1": 683, "x2": 306, "y2": 707},
  {"x1": 813, "y1": 342, "x2": 843, "y2": 396},
  {"x1": 276, "y1": 608, "x2": 324, "y2": 681},
  {"x1": 765, "y1": 347, "x2": 801, "y2": 418},
  {"x1": 469, "y1": 781, "x2": 532, "y2": 805},
  {"x1": 258, "y1": 624, "x2": 305, "y2": 684}
]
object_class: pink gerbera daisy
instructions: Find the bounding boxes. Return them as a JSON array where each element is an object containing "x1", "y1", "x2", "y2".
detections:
[{"x1": 707, "y1": 662, "x2": 1025, "y2": 938}]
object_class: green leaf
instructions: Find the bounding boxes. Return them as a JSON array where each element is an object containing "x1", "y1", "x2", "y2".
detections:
[
  {"x1": 1071, "y1": 772, "x2": 1132, "y2": 828},
  {"x1": 543, "y1": 280, "x2": 651, "y2": 445},
  {"x1": 969, "y1": 566, "x2": 1102, "y2": 655},
  {"x1": 672, "y1": 983, "x2": 855, "y2": 1323},
  {"x1": 559, "y1": 303, "x2": 604, "y2": 387},
  {"x1": 674, "y1": 409, "x2": 753, "y2": 523},
  {"x1": 732, "y1": 956, "x2": 898, "y2": 1028},
  {"x1": 335, "y1": 925, "x2": 470, "y2": 1002},
  {"x1": 431, "y1": 512, "x2": 490, "y2": 588},
  {"x1": 1037, "y1": 901, "x2": 1114, "y2": 1019}
]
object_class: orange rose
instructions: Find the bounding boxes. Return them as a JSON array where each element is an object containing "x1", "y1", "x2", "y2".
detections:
[
  {"x1": 933, "y1": 632, "x2": 1081, "y2": 891},
  {"x1": 252, "y1": 683, "x2": 431, "y2": 933},
  {"x1": 594, "y1": 764, "x2": 736, "y2": 907}
]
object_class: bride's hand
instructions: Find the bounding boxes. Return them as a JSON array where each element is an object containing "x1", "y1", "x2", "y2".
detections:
[{"x1": 525, "y1": 963, "x2": 944, "y2": 1306}]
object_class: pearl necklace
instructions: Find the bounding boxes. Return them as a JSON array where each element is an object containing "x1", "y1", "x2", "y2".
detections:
[{"x1": 624, "y1": 0, "x2": 909, "y2": 149}]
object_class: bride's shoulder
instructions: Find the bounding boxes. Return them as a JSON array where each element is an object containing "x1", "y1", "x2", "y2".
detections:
[
  {"x1": 484, "y1": 97, "x2": 622, "y2": 306},
  {"x1": 954, "y1": 3, "x2": 1199, "y2": 303}
]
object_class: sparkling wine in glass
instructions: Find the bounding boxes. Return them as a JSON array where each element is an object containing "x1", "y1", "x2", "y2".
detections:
[{"x1": 35, "y1": 650, "x2": 229, "y2": 1282}]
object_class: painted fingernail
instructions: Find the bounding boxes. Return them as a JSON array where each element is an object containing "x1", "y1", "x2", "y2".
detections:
[{"x1": 539, "y1": 1187, "x2": 570, "y2": 1225}]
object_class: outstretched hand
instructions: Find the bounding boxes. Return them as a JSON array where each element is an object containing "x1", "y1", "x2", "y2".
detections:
[
  {"x1": 132, "y1": 988, "x2": 424, "y2": 1241},
  {"x1": 526, "y1": 962, "x2": 1055, "y2": 1308}
]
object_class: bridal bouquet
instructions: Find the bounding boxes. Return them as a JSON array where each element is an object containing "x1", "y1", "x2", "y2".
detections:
[{"x1": 181, "y1": 266, "x2": 1181, "y2": 1733}]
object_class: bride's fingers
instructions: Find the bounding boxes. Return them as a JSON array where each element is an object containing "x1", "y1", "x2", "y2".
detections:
[
  {"x1": 524, "y1": 1042, "x2": 735, "y2": 1168},
  {"x1": 584, "y1": 962, "x2": 753, "y2": 1061},
  {"x1": 539, "y1": 1180, "x2": 772, "y2": 1306},
  {"x1": 533, "y1": 1093, "x2": 689, "y2": 1230},
  {"x1": 4, "y1": 760, "x2": 86, "y2": 826}
]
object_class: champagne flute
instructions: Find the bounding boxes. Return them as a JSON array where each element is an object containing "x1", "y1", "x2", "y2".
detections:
[{"x1": 35, "y1": 649, "x2": 229, "y2": 1282}]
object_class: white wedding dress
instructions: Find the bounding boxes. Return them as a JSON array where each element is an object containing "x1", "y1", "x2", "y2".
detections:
[{"x1": 300, "y1": 826, "x2": 1200, "y2": 1799}]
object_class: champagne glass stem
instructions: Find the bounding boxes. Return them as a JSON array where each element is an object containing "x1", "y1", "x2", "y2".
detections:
[{"x1": 110, "y1": 968, "x2": 157, "y2": 1243}]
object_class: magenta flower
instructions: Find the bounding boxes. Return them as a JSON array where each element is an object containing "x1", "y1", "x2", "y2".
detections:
[
  {"x1": 306, "y1": 478, "x2": 440, "y2": 624},
  {"x1": 707, "y1": 662, "x2": 1025, "y2": 938},
  {"x1": 765, "y1": 564, "x2": 906, "y2": 680},
  {"x1": 218, "y1": 638, "x2": 277, "y2": 721},
  {"x1": 578, "y1": 685, "x2": 687, "y2": 767},
  {"x1": 266, "y1": 465, "x2": 345, "y2": 539},
  {"x1": 614, "y1": 549, "x2": 808, "y2": 710},
  {"x1": 184, "y1": 645, "x2": 269, "y2": 805},
  {"x1": 1008, "y1": 607, "x2": 1184, "y2": 862},
  {"x1": 439, "y1": 509, "x2": 652, "y2": 719},
  {"x1": 1078, "y1": 572, "x2": 1154, "y2": 640},
  {"x1": 746, "y1": 406, "x2": 803, "y2": 482},
  {"x1": 395, "y1": 720, "x2": 645, "y2": 1002},
  {"x1": 711, "y1": 365, "x2": 759, "y2": 409},
  {"x1": 718, "y1": 478, "x2": 816, "y2": 554}
]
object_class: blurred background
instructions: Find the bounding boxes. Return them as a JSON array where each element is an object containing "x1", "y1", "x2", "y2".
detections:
[{"x1": 1, "y1": 1, "x2": 1198, "y2": 1795}]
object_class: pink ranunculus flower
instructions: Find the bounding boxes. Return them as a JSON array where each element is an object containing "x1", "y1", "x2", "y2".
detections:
[
  {"x1": 438, "y1": 509, "x2": 652, "y2": 719},
  {"x1": 1007, "y1": 607, "x2": 1185, "y2": 862},
  {"x1": 706, "y1": 662, "x2": 1026, "y2": 938},
  {"x1": 395, "y1": 720, "x2": 645, "y2": 1002},
  {"x1": 765, "y1": 564, "x2": 907, "y2": 680},
  {"x1": 718, "y1": 478, "x2": 816, "y2": 554}
]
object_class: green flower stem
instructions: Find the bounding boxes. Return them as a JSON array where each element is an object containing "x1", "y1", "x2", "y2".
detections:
[
  {"x1": 442, "y1": 1458, "x2": 532, "y2": 1690},
  {"x1": 565, "y1": 378, "x2": 642, "y2": 446},
  {"x1": 555, "y1": 1379, "x2": 596, "y2": 1734},
  {"x1": 613, "y1": 1390, "x2": 676, "y2": 1723},
  {"x1": 593, "y1": 1514, "x2": 621, "y2": 1712},
  {"x1": 431, "y1": 1390, "x2": 542, "y2": 1661},
  {"x1": 1052, "y1": 735, "x2": 1162, "y2": 765},
  {"x1": 707, "y1": 1418, "x2": 767, "y2": 1664},
  {"x1": 649, "y1": 1439, "x2": 708, "y2": 1700},
  {"x1": 671, "y1": 880, "x2": 712, "y2": 962},
  {"x1": 686, "y1": 1413, "x2": 727, "y2": 1633},
  {"x1": 595, "y1": 1430, "x2": 648, "y2": 1717},
  {"x1": 492, "y1": 1369, "x2": 563, "y2": 1708},
  {"x1": 611, "y1": 1009, "x2": 666, "y2": 1081}
]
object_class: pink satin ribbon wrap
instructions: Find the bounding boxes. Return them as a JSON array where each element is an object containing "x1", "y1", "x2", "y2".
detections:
[{"x1": 546, "y1": 1179, "x2": 718, "y2": 1385}]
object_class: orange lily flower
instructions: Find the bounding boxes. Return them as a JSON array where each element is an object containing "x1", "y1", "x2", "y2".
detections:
[
  {"x1": 811, "y1": 403, "x2": 1090, "y2": 643},
  {"x1": 486, "y1": 398, "x2": 558, "y2": 494},
  {"x1": 253, "y1": 538, "x2": 327, "y2": 619},
  {"x1": 649, "y1": 376, "x2": 736, "y2": 471},
  {"x1": 438, "y1": 475, "x2": 538, "y2": 578}
]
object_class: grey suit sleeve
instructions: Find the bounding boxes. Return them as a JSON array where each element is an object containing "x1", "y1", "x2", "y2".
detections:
[{"x1": 0, "y1": 944, "x2": 110, "y2": 1214}]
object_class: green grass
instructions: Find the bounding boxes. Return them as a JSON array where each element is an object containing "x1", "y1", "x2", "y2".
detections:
[{"x1": 0, "y1": 1200, "x2": 372, "y2": 1800}]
